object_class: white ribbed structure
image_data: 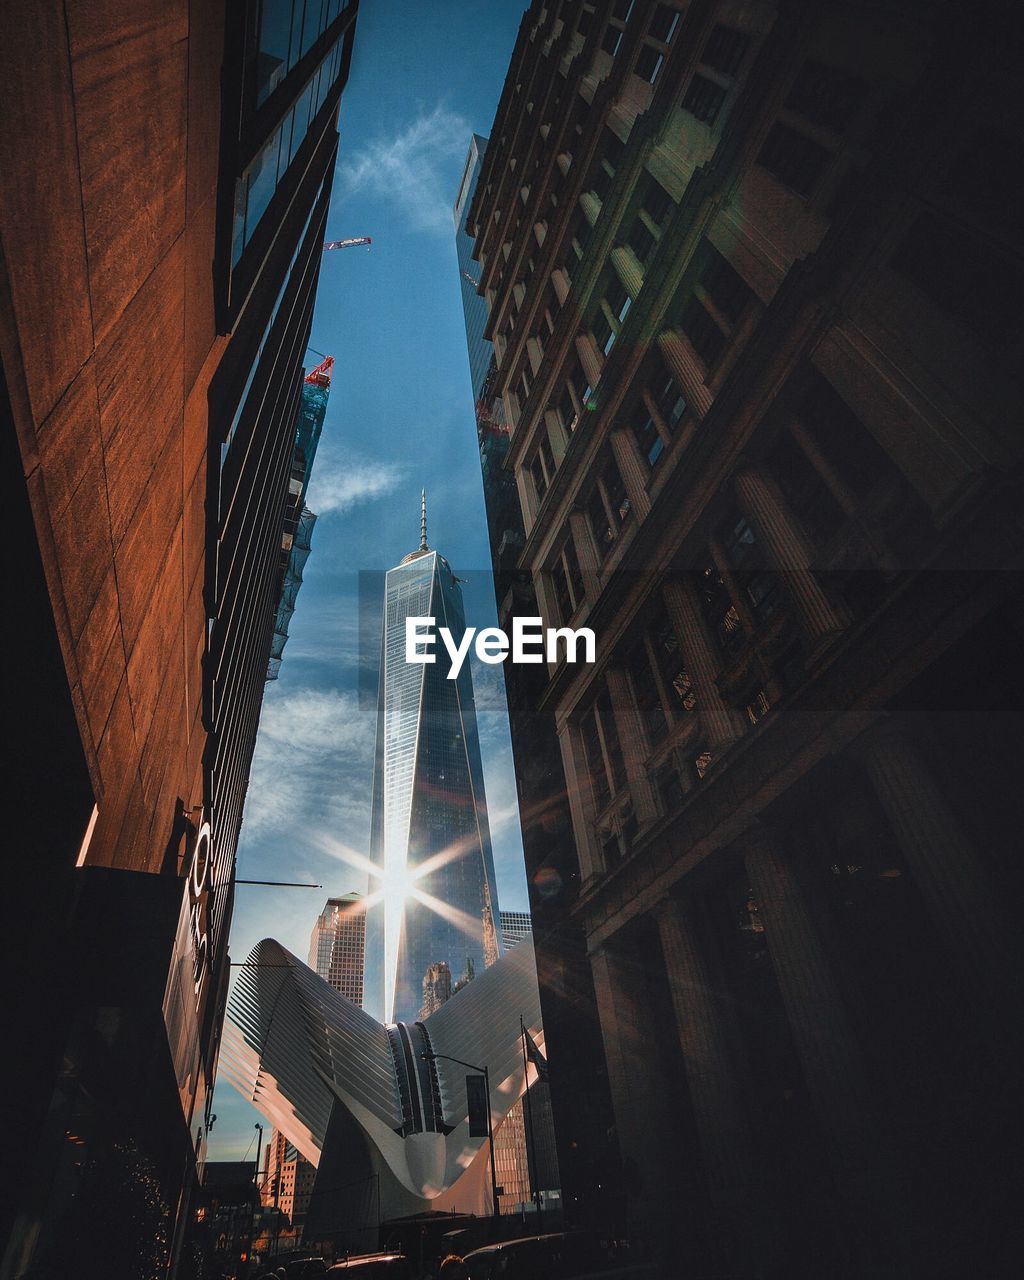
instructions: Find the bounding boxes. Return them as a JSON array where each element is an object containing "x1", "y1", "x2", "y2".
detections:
[{"x1": 222, "y1": 935, "x2": 545, "y2": 1203}]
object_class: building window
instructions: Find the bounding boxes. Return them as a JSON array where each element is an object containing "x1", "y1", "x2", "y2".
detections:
[
  {"x1": 233, "y1": 33, "x2": 344, "y2": 264},
  {"x1": 529, "y1": 432, "x2": 556, "y2": 504},
  {"x1": 698, "y1": 563, "x2": 746, "y2": 657},
  {"x1": 757, "y1": 58, "x2": 868, "y2": 201},
  {"x1": 586, "y1": 451, "x2": 631, "y2": 558},
  {"x1": 593, "y1": 279, "x2": 633, "y2": 356},
  {"x1": 629, "y1": 601, "x2": 695, "y2": 747},
  {"x1": 655, "y1": 760, "x2": 685, "y2": 812},
  {"x1": 629, "y1": 354, "x2": 687, "y2": 469},
  {"x1": 623, "y1": 177, "x2": 674, "y2": 272},
  {"x1": 634, "y1": 3, "x2": 680, "y2": 84},
  {"x1": 677, "y1": 244, "x2": 755, "y2": 370},
  {"x1": 701, "y1": 24, "x2": 750, "y2": 77},
  {"x1": 254, "y1": 0, "x2": 348, "y2": 107},
  {"x1": 682, "y1": 74, "x2": 727, "y2": 126},
  {"x1": 757, "y1": 122, "x2": 831, "y2": 198},
  {"x1": 558, "y1": 354, "x2": 593, "y2": 430},
  {"x1": 580, "y1": 689, "x2": 626, "y2": 815},
  {"x1": 551, "y1": 535, "x2": 585, "y2": 621},
  {"x1": 681, "y1": 23, "x2": 749, "y2": 127},
  {"x1": 718, "y1": 510, "x2": 783, "y2": 624}
]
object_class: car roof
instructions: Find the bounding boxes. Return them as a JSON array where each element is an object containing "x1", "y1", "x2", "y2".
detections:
[{"x1": 466, "y1": 1233, "x2": 567, "y2": 1256}]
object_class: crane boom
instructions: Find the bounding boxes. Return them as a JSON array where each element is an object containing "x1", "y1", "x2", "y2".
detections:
[{"x1": 323, "y1": 236, "x2": 372, "y2": 251}]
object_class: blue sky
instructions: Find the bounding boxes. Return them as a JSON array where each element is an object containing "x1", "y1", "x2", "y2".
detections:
[{"x1": 207, "y1": 0, "x2": 530, "y2": 1162}]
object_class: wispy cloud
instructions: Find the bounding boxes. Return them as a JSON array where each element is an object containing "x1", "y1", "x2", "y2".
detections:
[
  {"x1": 242, "y1": 687, "x2": 375, "y2": 841},
  {"x1": 306, "y1": 441, "x2": 405, "y2": 516},
  {"x1": 335, "y1": 103, "x2": 471, "y2": 234}
]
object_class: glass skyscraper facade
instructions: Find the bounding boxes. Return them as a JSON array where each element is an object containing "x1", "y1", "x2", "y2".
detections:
[
  {"x1": 309, "y1": 892, "x2": 366, "y2": 1006},
  {"x1": 454, "y1": 134, "x2": 492, "y2": 402},
  {"x1": 363, "y1": 509, "x2": 501, "y2": 1024}
]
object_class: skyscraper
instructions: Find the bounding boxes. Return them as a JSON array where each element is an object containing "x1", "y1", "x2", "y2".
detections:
[
  {"x1": 268, "y1": 356, "x2": 333, "y2": 680},
  {"x1": 500, "y1": 910, "x2": 533, "y2": 950},
  {"x1": 363, "y1": 496, "x2": 501, "y2": 1024},
  {"x1": 454, "y1": 134, "x2": 525, "y2": 611},
  {"x1": 309, "y1": 893, "x2": 366, "y2": 1006},
  {"x1": 454, "y1": 134, "x2": 492, "y2": 403}
]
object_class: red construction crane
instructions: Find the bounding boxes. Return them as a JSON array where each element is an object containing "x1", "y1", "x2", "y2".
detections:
[
  {"x1": 323, "y1": 236, "x2": 372, "y2": 251},
  {"x1": 304, "y1": 355, "x2": 334, "y2": 386}
]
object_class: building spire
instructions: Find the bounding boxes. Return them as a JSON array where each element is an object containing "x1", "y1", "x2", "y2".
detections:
[{"x1": 420, "y1": 489, "x2": 428, "y2": 551}]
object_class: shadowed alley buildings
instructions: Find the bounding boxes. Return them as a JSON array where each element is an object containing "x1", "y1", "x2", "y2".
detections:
[
  {"x1": 1, "y1": 2, "x2": 358, "y2": 1274},
  {"x1": 464, "y1": 1, "x2": 1024, "y2": 1275}
]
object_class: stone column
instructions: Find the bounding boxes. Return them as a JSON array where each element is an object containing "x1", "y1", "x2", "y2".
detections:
[
  {"x1": 656, "y1": 331, "x2": 713, "y2": 417},
  {"x1": 610, "y1": 245, "x2": 643, "y2": 298},
  {"x1": 569, "y1": 510, "x2": 601, "y2": 599},
  {"x1": 734, "y1": 466, "x2": 848, "y2": 652},
  {"x1": 662, "y1": 578, "x2": 745, "y2": 750},
  {"x1": 655, "y1": 895, "x2": 772, "y2": 1272},
  {"x1": 557, "y1": 724, "x2": 601, "y2": 883},
  {"x1": 609, "y1": 429, "x2": 652, "y2": 520},
  {"x1": 575, "y1": 333, "x2": 603, "y2": 395},
  {"x1": 605, "y1": 668, "x2": 658, "y2": 824},
  {"x1": 853, "y1": 717, "x2": 1022, "y2": 1048},
  {"x1": 590, "y1": 943, "x2": 677, "y2": 1263},
  {"x1": 743, "y1": 823, "x2": 905, "y2": 1268}
]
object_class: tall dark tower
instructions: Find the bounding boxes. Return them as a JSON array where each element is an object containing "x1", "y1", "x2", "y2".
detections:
[{"x1": 363, "y1": 494, "x2": 501, "y2": 1024}]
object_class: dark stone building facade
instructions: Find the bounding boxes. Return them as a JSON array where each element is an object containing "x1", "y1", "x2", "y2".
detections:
[
  {"x1": 466, "y1": 2, "x2": 1024, "y2": 1275},
  {"x1": 1, "y1": 2, "x2": 358, "y2": 1275}
]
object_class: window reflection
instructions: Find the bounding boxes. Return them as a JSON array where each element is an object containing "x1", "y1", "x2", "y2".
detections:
[{"x1": 234, "y1": 35, "x2": 344, "y2": 265}]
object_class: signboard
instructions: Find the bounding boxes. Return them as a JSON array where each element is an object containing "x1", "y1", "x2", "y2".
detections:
[{"x1": 466, "y1": 1073, "x2": 489, "y2": 1138}]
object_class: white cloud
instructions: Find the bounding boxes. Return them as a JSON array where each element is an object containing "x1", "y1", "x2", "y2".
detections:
[
  {"x1": 242, "y1": 687, "x2": 375, "y2": 840},
  {"x1": 335, "y1": 102, "x2": 471, "y2": 234},
  {"x1": 306, "y1": 442, "x2": 405, "y2": 516}
]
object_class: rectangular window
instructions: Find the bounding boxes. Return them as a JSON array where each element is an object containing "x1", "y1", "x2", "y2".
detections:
[
  {"x1": 701, "y1": 24, "x2": 750, "y2": 77},
  {"x1": 580, "y1": 709, "x2": 610, "y2": 811},
  {"x1": 652, "y1": 359, "x2": 687, "y2": 431},
  {"x1": 757, "y1": 121, "x2": 831, "y2": 197},
  {"x1": 683, "y1": 73, "x2": 727, "y2": 126},
  {"x1": 649, "y1": 608, "x2": 695, "y2": 714},
  {"x1": 720, "y1": 514, "x2": 783, "y2": 623},
  {"x1": 702, "y1": 248, "x2": 752, "y2": 324},
  {"x1": 679, "y1": 296, "x2": 727, "y2": 366},
  {"x1": 233, "y1": 34, "x2": 343, "y2": 264},
  {"x1": 698, "y1": 564, "x2": 746, "y2": 656},
  {"x1": 644, "y1": 179, "x2": 674, "y2": 229},
  {"x1": 602, "y1": 25, "x2": 623, "y2": 56},
  {"x1": 649, "y1": 3, "x2": 680, "y2": 44},
  {"x1": 630, "y1": 640, "x2": 669, "y2": 745},
  {"x1": 630, "y1": 401, "x2": 664, "y2": 468},
  {"x1": 635, "y1": 45, "x2": 664, "y2": 84},
  {"x1": 627, "y1": 216, "x2": 657, "y2": 266},
  {"x1": 655, "y1": 761, "x2": 685, "y2": 812},
  {"x1": 597, "y1": 690, "x2": 627, "y2": 791}
]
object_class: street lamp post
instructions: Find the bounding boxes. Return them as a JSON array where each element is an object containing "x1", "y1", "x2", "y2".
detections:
[{"x1": 421, "y1": 1051, "x2": 501, "y2": 1221}]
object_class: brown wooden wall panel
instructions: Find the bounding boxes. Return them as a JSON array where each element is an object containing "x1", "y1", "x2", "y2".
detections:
[
  {"x1": 49, "y1": 430, "x2": 116, "y2": 646},
  {"x1": 94, "y1": 239, "x2": 186, "y2": 548},
  {"x1": 125, "y1": 520, "x2": 184, "y2": 749},
  {"x1": 184, "y1": 191, "x2": 221, "y2": 394},
  {"x1": 115, "y1": 424, "x2": 184, "y2": 658},
  {"x1": 185, "y1": 0, "x2": 225, "y2": 218},
  {"x1": 73, "y1": 569, "x2": 125, "y2": 762},
  {"x1": 0, "y1": 2, "x2": 93, "y2": 425},
  {"x1": 33, "y1": 364, "x2": 104, "y2": 521},
  {"x1": 66, "y1": 0, "x2": 188, "y2": 344}
]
